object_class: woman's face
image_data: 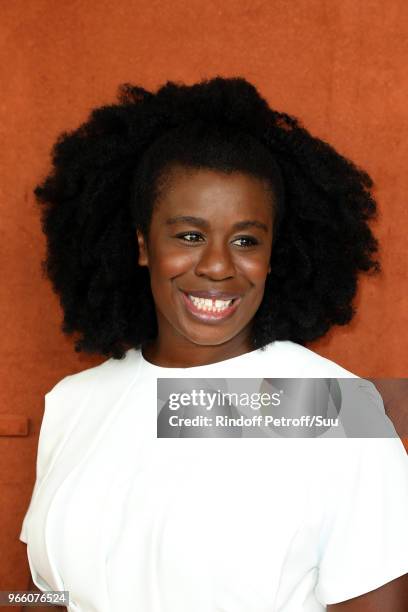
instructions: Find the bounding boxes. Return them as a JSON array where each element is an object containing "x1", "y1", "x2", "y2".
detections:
[{"x1": 136, "y1": 164, "x2": 274, "y2": 359}]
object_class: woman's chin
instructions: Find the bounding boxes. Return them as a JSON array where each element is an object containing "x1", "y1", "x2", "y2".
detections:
[{"x1": 176, "y1": 321, "x2": 245, "y2": 347}]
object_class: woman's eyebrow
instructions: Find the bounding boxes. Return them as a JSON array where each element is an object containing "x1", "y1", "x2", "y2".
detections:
[{"x1": 164, "y1": 215, "x2": 268, "y2": 233}]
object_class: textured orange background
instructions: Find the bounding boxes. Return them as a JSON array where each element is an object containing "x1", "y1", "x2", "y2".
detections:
[{"x1": 1, "y1": 0, "x2": 407, "y2": 593}]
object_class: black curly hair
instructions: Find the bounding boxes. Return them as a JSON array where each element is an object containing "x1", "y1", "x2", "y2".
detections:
[{"x1": 34, "y1": 76, "x2": 380, "y2": 360}]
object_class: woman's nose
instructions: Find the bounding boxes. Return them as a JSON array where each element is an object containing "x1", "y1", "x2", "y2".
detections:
[{"x1": 194, "y1": 241, "x2": 235, "y2": 279}]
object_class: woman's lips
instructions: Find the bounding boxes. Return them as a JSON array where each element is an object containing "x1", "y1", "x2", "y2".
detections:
[{"x1": 180, "y1": 290, "x2": 241, "y2": 323}]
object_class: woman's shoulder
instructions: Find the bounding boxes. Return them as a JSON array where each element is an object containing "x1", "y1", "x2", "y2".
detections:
[
  {"x1": 37, "y1": 350, "x2": 141, "y2": 473},
  {"x1": 255, "y1": 340, "x2": 359, "y2": 378},
  {"x1": 47, "y1": 347, "x2": 140, "y2": 398},
  {"x1": 41, "y1": 349, "x2": 140, "y2": 434}
]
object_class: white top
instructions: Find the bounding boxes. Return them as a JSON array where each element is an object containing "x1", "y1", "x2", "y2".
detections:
[{"x1": 20, "y1": 340, "x2": 408, "y2": 611}]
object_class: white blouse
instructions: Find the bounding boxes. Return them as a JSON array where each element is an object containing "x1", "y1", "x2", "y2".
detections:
[{"x1": 20, "y1": 340, "x2": 408, "y2": 611}]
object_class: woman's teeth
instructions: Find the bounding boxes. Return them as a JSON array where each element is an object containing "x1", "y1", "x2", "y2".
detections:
[{"x1": 187, "y1": 294, "x2": 233, "y2": 312}]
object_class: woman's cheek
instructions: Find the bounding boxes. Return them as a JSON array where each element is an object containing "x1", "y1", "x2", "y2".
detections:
[
  {"x1": 159, "y1": 250, "x2": 199, "y2": 278},
  {"x1": 236, "y1": 256, "x2": 270, "y2": 282}
]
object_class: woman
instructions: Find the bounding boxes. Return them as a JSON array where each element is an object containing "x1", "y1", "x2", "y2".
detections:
[{"x1": 20, "y1": 76, "x2": 408, "y2": 611}]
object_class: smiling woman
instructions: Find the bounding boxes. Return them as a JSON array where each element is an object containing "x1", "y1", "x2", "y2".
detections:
[{"x1": 19, "y1": 76, "x2": 408, "y2": 612}]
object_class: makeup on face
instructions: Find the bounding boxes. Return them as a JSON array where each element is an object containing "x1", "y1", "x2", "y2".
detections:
[{"x1": 136, "y1": 165, "x2": 275, "y2": 366}]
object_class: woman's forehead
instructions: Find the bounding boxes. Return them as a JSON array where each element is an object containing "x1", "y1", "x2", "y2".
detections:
[{"x1": 154, "y1": 165, "x2": 276, "y2": 215}]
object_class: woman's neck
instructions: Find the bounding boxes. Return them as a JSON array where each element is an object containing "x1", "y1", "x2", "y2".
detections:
[{"x1": 141, "y1": 332, "x2": 253, "y2": 368}]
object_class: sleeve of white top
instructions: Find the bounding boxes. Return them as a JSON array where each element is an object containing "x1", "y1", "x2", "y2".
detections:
[
  {"x1": 314, "y1": 435, "x2": 408, "y2": 605},
  {"x1": 19, "y1": 372, "x2": 77, "y2": 544},
  {"x1": 19, "y1": 389, "x2": 58, "y2": 544},
  {"x1": 19, "y1": 363, "x2": 104, "y2": 545}
]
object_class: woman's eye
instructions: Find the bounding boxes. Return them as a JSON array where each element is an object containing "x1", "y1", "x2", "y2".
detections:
[
  {"x1": 234, "y1": 236, "x2": 259, "y2": 248},
  {"x1": 174, "y1": 233, "x2": 259, "y2": 247},
  {"x1": 175, "y1": 232, "x2": 203, "y2": 243}
]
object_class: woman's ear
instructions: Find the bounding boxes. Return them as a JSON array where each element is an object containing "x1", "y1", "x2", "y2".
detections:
[{"x1": 136, "y1": 229, "x2": 149, "y2": 267}]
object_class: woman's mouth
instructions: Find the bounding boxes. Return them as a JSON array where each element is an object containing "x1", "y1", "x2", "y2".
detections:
[{"x1": 180, "y1": 291, "x2": 242, "y2": 323}]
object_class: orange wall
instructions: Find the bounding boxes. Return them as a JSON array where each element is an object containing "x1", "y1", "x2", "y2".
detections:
[{"x1": 1, "y1": 0, "x2": 407, "y2": 593}]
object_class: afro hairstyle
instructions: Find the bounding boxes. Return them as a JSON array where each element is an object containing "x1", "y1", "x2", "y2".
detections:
[{"x1": 34, "y1": 76, "x2": 380, "y2": 359}]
